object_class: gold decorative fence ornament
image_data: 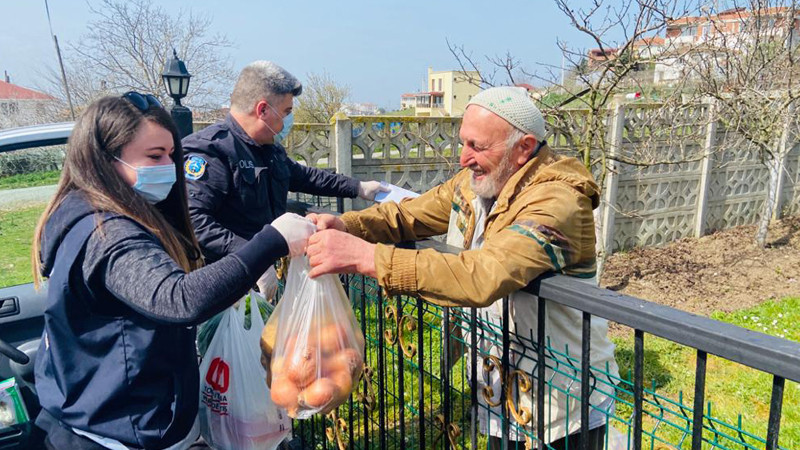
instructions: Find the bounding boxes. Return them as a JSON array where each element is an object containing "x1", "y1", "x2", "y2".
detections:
[
  {"x1": 482, "y1": 357, "x2": 533, "y2": 426},
  {"x1": 275, "y1": 257, "x2": 288, "y2": 281},
  {"x1": 481, "y1": 356, "x2": 504, "y2": 407},
  {"x1": 325, "y1": 410, "x2": 348, "y2": 450},
  {"x1": 525, "y1": 435, "x2": 535, "y2": 450},
  {"x1": 507, "y1": 369, "x2": 533, "y2": 426},
  {"x1": 383, "y1": 305, "x2": 399, "y2": 344},
  {"x1": 356, "y1": 364, "x2": 376, "y2": 412},
  {"x1": 398, "y1": 314, "x2": 417, "y2": 358},
  {"x1": 434, "y1": 414, "x2": 462, "y2": 449},
  {"x1": 383, "y1": 304, "x2": 417, "y2": 358}
]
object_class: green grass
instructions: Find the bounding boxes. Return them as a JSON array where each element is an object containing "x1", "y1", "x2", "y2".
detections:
[
  {"x1": 383, "y1": 108, "x2": 416, "y2": 116},
  {"x1": 0, "y1": 204, "x2": 46, "y2": 288},
  {"x1": 0, "y1": 170, "x2": 60, "y2": 190},
  {"x1": 612, "y1": 297, "x2": 800, "y2": 449}
]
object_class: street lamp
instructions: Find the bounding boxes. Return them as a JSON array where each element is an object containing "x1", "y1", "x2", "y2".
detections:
[{"x1": 162, "y1": 48, "x2": 193, "y2": 138}]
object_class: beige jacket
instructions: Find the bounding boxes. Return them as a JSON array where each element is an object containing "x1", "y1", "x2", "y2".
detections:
[{"x1": 341, "y1": 147, "x2": 617, "y2": 442}]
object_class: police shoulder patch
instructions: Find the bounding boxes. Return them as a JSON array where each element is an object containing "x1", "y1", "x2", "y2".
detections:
[{"x1": 184, "y1": 155, "x2": 207, "y2": 180}]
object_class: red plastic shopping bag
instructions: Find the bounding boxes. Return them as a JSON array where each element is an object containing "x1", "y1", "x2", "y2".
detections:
[{"x1": 199, "y1": 295, "x2": 291, "y2": 450}]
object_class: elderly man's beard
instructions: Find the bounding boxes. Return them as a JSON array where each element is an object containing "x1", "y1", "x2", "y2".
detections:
[{"x1": 470, "y1": 151, "x2": 517, "y2": 199}]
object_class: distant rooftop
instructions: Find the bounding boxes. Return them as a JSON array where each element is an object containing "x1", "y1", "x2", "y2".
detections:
[{"x1": 0, "y1": 80, "x2": 55, "y2": 101}]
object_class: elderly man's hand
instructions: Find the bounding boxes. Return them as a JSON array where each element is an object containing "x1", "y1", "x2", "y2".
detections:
[
  {"x1": 306, "y1": 213, "x2": 347, "y2": 232},
  {"x1": 307, "y1": 229, "x2": 377, "y2": 278}
]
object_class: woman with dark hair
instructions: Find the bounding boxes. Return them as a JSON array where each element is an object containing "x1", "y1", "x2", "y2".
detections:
[{"x1": 30, "y1": 93, "x2": 315, "y2": 450}]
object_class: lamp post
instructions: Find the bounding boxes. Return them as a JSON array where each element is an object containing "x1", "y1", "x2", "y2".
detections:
[{"x1": 162, "y1": 49, "x2": 193, "y2": 138}]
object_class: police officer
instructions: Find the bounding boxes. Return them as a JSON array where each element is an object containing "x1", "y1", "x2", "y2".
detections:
[{"x1": 182, "y1": 61, "x2": 385, "y2": 297}]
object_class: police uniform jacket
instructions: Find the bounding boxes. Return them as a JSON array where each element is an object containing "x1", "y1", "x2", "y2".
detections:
[{"x1": 182, "y1": 114, "x2": 359, "y2": 262}]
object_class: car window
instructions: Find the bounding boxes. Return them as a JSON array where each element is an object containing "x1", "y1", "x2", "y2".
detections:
[{"x1": 0, "y1": 144, "x2": 64, "y2": 288}]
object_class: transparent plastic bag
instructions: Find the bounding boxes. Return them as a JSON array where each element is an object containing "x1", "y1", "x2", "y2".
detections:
[
  {"x1": 198, "y1": 298, "x2": 291, "y2": 450},
  {"x1": 605, "y1": 424, "x2": 630, "y2": 450},
  {"x1": 261, "y1": 256, "x2": 365, "y2": 419}
]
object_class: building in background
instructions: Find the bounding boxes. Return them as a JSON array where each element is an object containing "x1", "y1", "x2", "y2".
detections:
[
  {"x1": 0, "y1": 72, "x2": 59, "y2": 128},
  {"x1": 400, "y1": 93, "x2": 415, "y2": 110},
  {"x1": 663, "y1": 7, "x2": 799, "y2": 45},
  {"x1": 579, "y1": 7, "x2": 800, "y2": 87},
  {"x1": 658, "y1": 7, "x2": 800, "y2": 83},
  {"x1": 400, "y1": 68, "x2": 481, "y2": 117}
]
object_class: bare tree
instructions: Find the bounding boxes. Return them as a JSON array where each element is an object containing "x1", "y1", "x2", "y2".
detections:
[
  {"x1": 42, "y1": 0, "x2": 235, "y2": 111},
  {"x1": 448, "y1": 0, "x2": 701, "y2": 269},
  {"x1": 684, "y1": 0, "x2": 800, "y2": 246},
  {"x1": 449, "y1": 1, "x2": 699, "y2": 178},
  {"x1": 293, "y1": 72, "x2": 351, "y2": 124}
]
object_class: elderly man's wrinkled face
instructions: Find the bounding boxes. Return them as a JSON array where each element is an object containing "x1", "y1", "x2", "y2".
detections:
[{"x1": 459, "y1": 105, "x2": 521, "y2": 199}]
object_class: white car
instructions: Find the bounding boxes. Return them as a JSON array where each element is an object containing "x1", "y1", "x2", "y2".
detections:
[{"x1": 0, "y1": 122, "x2": 73, "y2": 449}]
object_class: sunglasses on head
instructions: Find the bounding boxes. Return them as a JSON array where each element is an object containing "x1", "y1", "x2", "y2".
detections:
[{"x1": 122, "y1": 91, "x2": 163, "y2": 111}]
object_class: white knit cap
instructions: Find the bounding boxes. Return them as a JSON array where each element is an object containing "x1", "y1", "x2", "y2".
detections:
[{"x1": 467, "y1": 86, "x2": 546, "y2": 141}]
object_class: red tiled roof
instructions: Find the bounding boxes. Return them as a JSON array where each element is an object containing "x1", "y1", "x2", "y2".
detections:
[
  {"x1": 0, "y1": 81, "x2": 55, "y2": 100},
  {"x1": 401, "y1": 93, "x2": 416, "y2": 98}
]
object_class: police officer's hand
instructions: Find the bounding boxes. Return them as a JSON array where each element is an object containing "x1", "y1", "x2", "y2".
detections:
[
  {"x1": 358, "y1": 180, "x2": 390, "y2": 200},
  {"x1": 306, "y1": 213, "x2": 346, "y2": 232},
  {"x1": 272, "y1": 213, "x2": 317, "y2": 257}
]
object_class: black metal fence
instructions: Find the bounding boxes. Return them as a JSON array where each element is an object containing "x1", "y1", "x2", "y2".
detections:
[{"x1": 281, "y1": 236, "x2": 799, "y2": 450}]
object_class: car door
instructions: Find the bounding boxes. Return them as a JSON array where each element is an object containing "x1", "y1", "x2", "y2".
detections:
[{"x1": 0, "y1": 125, "x2": 70, "y2": 449}]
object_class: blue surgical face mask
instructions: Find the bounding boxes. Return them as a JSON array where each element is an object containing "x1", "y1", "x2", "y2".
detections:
[
  {"x1": 275, "y1": 112, "x2": 294, "y2": 144},
  {"x1": 115, "y1": 157, "x2": 176, "y2": 204},
  {"x1": 264, "y1": 103, "x2": 293, "y2": 144}
]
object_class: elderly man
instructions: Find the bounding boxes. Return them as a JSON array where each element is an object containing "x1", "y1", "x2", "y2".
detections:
[
  {"x1": 306, "y1": 86, "x2": 618, "y2": 449},
  {"x1": 182, "y1": 61, "x2": 384, "y2": 297}
]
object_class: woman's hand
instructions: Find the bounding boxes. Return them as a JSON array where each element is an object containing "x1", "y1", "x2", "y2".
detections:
[{"x1": 271, "y1": 213, "x2": 317, "y2": 256}]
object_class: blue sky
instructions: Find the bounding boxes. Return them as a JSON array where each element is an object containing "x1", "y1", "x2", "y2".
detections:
[{"x1": 2, "y1": 0, "x2": 600, "y2": 109}]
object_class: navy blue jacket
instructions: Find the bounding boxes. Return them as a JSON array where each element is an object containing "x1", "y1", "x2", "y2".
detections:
[
  {"x1": 34, "y1": 195, "x2": 196, "y2": 449},
  {"x1": 34, "y1": 192, "x2": 288, "y2": 449},
  {"x1": 182, "y1": 115, "x2": 359, "y2": 262}
]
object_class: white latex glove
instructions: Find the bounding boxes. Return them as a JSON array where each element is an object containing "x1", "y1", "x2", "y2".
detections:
[
  {"x1": 358, "y1": 180, "x2": 390, "y2": 200},
  {"x1": 256, "y1": 266, "x2": 278, "y2": 302},
  {"x1": 271, "y1": 213, "x2": 316, "y2": 256}
]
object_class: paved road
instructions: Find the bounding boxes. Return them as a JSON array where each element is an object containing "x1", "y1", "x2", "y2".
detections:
[{"x1": 0, "y1": 185, "x2": 57, "y2": 210}]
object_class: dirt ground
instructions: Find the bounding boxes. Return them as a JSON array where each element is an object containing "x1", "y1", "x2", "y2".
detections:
[{"x1": 600, "y1": 215, "x2": 800, "y2": 316}]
